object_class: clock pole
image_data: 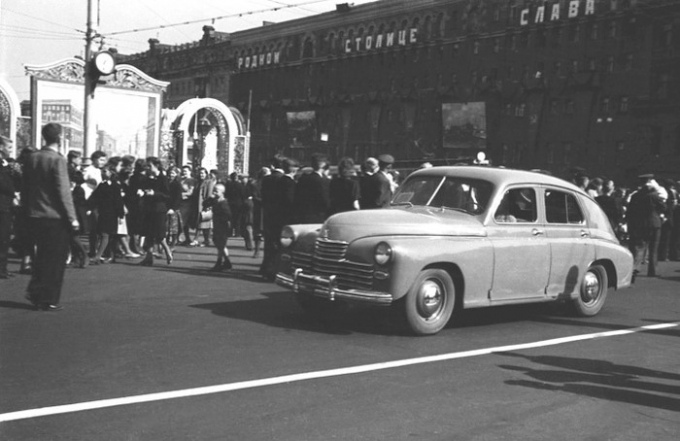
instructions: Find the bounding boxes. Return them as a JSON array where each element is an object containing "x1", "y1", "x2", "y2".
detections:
[{"x1": 83, "y1": 0, "x2": 97, "y2": 158}]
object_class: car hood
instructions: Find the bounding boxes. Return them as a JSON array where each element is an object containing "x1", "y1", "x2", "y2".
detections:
[{"x1": 322, "y1": 206, "x2": 486, "y2": 242}]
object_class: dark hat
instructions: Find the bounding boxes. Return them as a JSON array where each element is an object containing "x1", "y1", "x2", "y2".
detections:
[
  {"x1": 638, "y1": 173, "x2": 654, "y2": 180},
  {"x1": 378, "y1": 154, "x2": 394, "y2": 165}
]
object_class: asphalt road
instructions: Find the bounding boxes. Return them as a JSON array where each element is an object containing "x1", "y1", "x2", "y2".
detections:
[{"x1": 1, "y1": 242, "x2": 679, "y2": 440}]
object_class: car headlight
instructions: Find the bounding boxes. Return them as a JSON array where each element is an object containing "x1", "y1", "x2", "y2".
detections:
[
  {"x1": 374, "y1": 242, "x2": 393, "y2": 266},
  {"x1": 280, "y1": 226, "x2": 296, "y2": 248}
]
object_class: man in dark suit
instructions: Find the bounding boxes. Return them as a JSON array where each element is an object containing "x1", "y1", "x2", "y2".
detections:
[
  {"x1": 627, "y1": 173, "x2": 666, "y2": 280},
  {"x1": 278, "y1": 157, "x2": 300, "y2": 227},
  {"x1": 22, "y1": 123, "x2": 79, "y2": 310},
  {"x1": 260, "y1": 154, "x2": 285, "y2": 280},
  {"x1": 362, "y1": 154, "x2": 394, "y2": 209},
  {"x1": 294, "y1": 153, "x2": 330, "y2": 223}
]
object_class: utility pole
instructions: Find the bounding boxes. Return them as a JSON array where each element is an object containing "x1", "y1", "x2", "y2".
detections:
[{"x1": 83, "y1": 0, "x2": 97, "y2": 157}]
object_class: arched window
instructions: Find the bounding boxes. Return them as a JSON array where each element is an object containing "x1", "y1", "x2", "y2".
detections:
[{"x1": 302, "y1": 37, "x2": 314, "y2": 59}]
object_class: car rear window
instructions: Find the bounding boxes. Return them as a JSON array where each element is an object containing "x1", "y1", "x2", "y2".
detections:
[{"x1": 545, "y1": 190, "x2": 585, "y2": 224}]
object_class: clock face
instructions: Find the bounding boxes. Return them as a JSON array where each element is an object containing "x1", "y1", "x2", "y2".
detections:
[{"x1": 94, "y1": 52, "x2": 115, "y2": 75}]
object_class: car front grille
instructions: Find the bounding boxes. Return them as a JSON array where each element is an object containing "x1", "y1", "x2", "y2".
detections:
[{"x1": 290, "y1": 239, "x2": 374, "y2": 290}]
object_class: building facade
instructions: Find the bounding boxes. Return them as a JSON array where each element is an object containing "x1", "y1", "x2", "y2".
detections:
[{"x1": 123, "y1": 0, "x2": 680, "y2": 183}]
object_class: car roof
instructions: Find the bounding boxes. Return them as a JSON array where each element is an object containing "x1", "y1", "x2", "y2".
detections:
[{"x1": 408, "y1": 166, "x2": 585, "y2": 194}]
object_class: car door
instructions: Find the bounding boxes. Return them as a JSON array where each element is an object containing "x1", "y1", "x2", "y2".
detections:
[
  {"x1": 488, "y1": 186, "x2": 551, "y2": 300},
  {"x1": 543, "y1": 187, "x2": 595, "y2": 298}
]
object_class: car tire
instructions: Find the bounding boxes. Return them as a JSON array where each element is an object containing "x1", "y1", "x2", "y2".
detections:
[
  {"x1": 572, "y1": 264, "x2": 608, "y2": 316},
  {"x1": 404, "y1": 269, "x2": 455, "y2": 336}
]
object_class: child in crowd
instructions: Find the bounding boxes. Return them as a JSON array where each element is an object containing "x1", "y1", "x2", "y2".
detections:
[{"x1": 203, "y1": 182, "x2": 232, "y2": 271}]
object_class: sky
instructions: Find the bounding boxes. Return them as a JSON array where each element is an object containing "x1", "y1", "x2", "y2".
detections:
[{"x1": 1, "y1": 0, "x2": 377, "y2": 102}]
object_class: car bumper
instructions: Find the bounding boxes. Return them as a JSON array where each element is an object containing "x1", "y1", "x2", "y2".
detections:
[{"x1": 276, "y1": 269, "x2": 394, "y2": 306}]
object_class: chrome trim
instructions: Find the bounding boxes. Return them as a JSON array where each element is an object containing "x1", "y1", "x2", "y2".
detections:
[{"x1": 276, "y1": 271, "x2": 393, "y2": 306}]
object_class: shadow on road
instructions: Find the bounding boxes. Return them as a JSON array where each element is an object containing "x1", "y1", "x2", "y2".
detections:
[
  {"x1": 189, "y1": 293, "x2": 410, "y2": 336},
  {"x1": 0, "y1": 300, "x2": 37, "y2": 311},
  {"x1": 498, "y1": 353, "x2": 680, "y2": 412},
  {"x1": 528, "y1": 315, "x2": 680, "y2": 338}
]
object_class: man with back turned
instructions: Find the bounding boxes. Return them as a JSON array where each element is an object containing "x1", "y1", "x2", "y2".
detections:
[{"x1": 22, "y1": 123, "x2": 79, "y2": 311}]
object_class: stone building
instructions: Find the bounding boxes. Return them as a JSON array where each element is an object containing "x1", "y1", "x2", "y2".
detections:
[{"x1": 122, "y1": 0, "x2": 680, "y2": 183}]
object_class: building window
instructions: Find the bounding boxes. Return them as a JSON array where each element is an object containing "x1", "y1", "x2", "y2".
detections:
[
  {"x1": 564, "y1": 99, "x2": 575, "y2": 115},
  {"x1": 515, "y1": 103, "x2": 526, "y2": 117},
  {"x1": 624, "y1": 54, "x2": 634, "y2": 71},
  {"x1": 519, "y1": 31, "x2": 529, "y2": 48},
  {"x1": 452, "y1": 43, "x2": 460, "y2": 58},
  {"x1": 619, "y1": 96, "x2": 629, "y2": 113},
  {"x1": 568, "y1": 24, "x2": 579, "y2": 42},
  {"x1": 546, "y1": 143, "x2": 554, "y2": 164},
  {"x1": 553, "y1": 61, "x2": 562, "y2": 76},
  {"x1": 536, "y1": 30, "x2": 546, "y2": 47},
  {"x1": 571, "y1": 60, "x2": 579, "y2": 74},
  {"x1": 608, "y1": 21, "x2": 618, "y2": 39},
  {"x1": 606, "y1": 56, "x2": 615, "y2": 73},
  {"x1": 550, "y1": 99, "x2": 560, "y2": 115},
  {"x1": 473, "y1": 41, "x2": 480, "y2": 54},
  {"x1": 551, "y1": 27, "x2": 562, "y2": 47},
  {"x1": 493, "y1": 37, "x2": 501, "y2": 53},
  {"x1": 588, "y1": 58, "x2": 597, "y2": 71},
  {"x1": 589, "y1": 23, "x2": 598, "y2": 40},
  {"x1": 505, "y1": 104, "x2": 512, "y2": 116},
  {"x1": 600, "y1": 97, "x2": 610, "y2": 113},
  {"x1": 616, "y1": 141, "x2": 625, "y2": 152}
]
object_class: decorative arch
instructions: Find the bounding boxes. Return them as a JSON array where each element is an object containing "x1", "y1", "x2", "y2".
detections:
[
  {"x1": 171, "y1": 97, "x2": 247, "y2": 175},
  {"x1": 0, "y1": 78, "x2": 21, "y2": 157}
]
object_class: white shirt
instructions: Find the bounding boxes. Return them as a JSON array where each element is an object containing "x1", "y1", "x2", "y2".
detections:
[{"x1": 81, "y1": 165, "x2": 102, "y2": 200}]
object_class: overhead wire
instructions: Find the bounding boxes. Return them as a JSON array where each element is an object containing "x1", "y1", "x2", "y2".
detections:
[{"x1": 102, "y1": 0, "x2": 338, "y2": 36}]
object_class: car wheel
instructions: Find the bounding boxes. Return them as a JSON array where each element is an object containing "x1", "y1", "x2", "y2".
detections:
[
  {"x1": 404, "y1": 269, "x2": 455, "y2": 336},
  {"x1": 573, "y1": 264, "x2": 608, "y2": 316}
]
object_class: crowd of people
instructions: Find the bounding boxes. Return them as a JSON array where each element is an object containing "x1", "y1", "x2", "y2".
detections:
[
  {"x1": 1, "y1": 122, "x2": 679, "y2": 309},
  {"x1": 572, "y1": 173, "x2": 680, "y2": 281}
]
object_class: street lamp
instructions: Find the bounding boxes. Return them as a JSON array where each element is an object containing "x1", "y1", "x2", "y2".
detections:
[{"x1": 193, "y1": 114, "x2": 212, "y2": 170}]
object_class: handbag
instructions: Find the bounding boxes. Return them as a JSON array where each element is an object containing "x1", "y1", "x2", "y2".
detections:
[{"x1": 200, "y1": 208, "x2": 213, "y2": 222}]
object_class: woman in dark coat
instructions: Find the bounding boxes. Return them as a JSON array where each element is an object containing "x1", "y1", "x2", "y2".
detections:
[
  {"x1": 88, "y1": 167, "x2": 125, "y2": 264},
  {"x1": 329, "y1": 157, "x2": 361, "y2": 215},
  {"x1": 138, "y1": 157, "x2": 173, "y2": 266}
]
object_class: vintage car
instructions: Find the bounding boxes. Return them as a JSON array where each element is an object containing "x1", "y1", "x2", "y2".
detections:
[{"x1": 275, "y1": 167, "x2": 634, "y2": 335}]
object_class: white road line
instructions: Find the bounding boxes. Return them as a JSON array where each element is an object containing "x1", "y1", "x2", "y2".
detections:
[{"x1": 1, "y1": 322, "x2": 677, "y2": 423}]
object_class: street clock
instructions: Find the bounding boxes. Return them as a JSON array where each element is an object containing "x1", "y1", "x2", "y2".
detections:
[{"x1": 93, "y1": 51, "x2": 116, "y2": 75}]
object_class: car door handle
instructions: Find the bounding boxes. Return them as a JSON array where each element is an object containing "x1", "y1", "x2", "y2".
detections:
[
  {"x1": 532, "y1": 228, "x2": 544, "y2": 236},
  {"x1": 581, "y1": 230, "x2": 590, "y2": 238}
]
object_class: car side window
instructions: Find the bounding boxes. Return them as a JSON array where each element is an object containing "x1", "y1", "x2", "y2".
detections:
[
  {"x1": 545, "y1": 190, "x2": 585, "y2": 224},
  {"x1": 495, "y1": 188, "x2": 537, "y2": 223}
]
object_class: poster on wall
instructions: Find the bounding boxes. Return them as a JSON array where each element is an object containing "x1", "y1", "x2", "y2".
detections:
[
  {"x1": 441, "y1": 102, "x2": 487, "y2": 152},
  {"x1": 286, "y1": 110, "x2": 316, "y2": 148}
]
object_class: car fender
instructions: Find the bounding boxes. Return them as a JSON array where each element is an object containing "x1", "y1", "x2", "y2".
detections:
[{"x1": 348, "y1": 235, "x2": 494, "y2": 306}]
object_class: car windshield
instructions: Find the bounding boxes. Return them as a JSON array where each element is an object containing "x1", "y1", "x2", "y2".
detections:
[{"x1": 392, "y1": 175, "x2": 494, "y2": 215}]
